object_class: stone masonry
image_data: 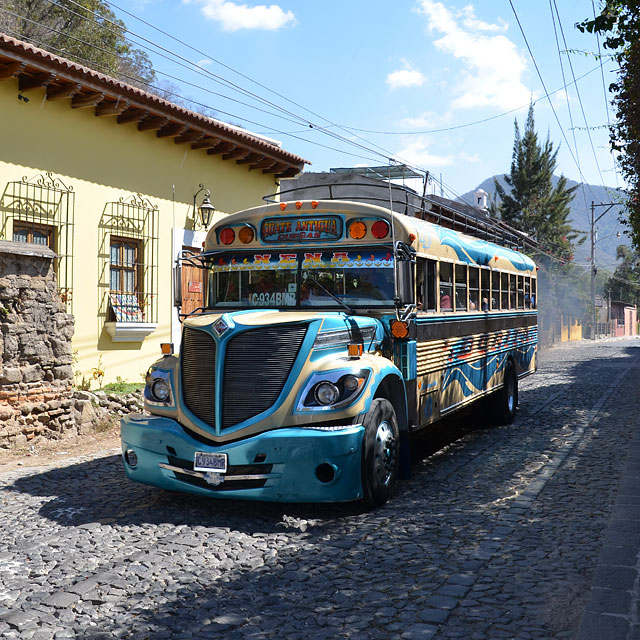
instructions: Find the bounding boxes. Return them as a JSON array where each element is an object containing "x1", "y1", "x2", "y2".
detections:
[{"x1": 0, "y1": 240, "x2": 98, "y2": 450}]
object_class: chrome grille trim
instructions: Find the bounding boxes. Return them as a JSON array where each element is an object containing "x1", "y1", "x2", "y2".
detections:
[
  {"x1": 159, "y1": 463, "x2": 279, "y2": 482},
  {"x1": 313, "y1": 326, "x2": 376, "y2": 348}
]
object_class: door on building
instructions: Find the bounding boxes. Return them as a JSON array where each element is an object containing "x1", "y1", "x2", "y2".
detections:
[{"x1": 180, "y1": 245, "x2": 206, "y2": 317}]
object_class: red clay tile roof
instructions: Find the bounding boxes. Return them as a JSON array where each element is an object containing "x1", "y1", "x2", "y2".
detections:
[{"x1": 0, "y1": 33, "x2": 307, "y2": 178}]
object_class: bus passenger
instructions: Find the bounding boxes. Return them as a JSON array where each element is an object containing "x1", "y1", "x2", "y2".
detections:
[{"x1": 440, "y1": 291, "x2": 452, "y2": 311}]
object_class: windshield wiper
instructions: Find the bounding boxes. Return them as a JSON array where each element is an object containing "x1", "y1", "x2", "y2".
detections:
[{"x1": 303, "y1": 273, "x2": 355, "y2": 314}]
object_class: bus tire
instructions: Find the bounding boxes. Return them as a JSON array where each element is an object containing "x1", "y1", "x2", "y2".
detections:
[
  {"x1": 361, "y1": 398, "x2": 399, "y2": 508},
  {"x1": 490, "y1": 360, "x2": 518, "y2": 425}
]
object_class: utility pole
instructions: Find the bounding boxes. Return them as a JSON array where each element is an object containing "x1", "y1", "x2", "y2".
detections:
[{"x1": 590, "y1": 200, "x2": 618, "y2": 339}]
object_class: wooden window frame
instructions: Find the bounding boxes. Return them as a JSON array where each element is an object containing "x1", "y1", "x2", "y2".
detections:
[{"x1": 13, "y1": 221, "x2": 56, "y2": 250}]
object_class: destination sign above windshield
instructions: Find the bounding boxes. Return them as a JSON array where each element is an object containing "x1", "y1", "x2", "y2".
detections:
[{"x1": 261, "y1": 215, "x2": 342, "y2": 243}]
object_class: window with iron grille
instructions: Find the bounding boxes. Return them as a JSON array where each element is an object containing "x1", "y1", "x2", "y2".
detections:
[
  {"x1": 1, "y1": 172, "x2": 74, "y2": 310},
  {"x1": 100, "y1": 194, "x2": 158, "y2": 324}
]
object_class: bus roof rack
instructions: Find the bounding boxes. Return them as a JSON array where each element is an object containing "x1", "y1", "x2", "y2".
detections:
[{"x1": 263, "y1": 178, "x2": 542, "y2": 254}]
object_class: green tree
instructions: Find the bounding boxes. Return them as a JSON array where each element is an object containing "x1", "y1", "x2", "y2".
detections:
[
  {"x1": 493, "y1": 104, "x2": 579, "y2": 263},
  {"x1": 0, "y1": 0, "x2": 155, "y2": 88},
  {"x1": 577, "y1": 2, "x2": 640, "y2": 252},
  {"x1": 604, "y1": 245, "x2": 640, "y2": 305}
]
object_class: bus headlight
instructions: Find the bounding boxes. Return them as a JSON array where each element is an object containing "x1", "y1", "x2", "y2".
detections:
[
  {"x1": 144, "y1": 369, "x2": 174, "y2": 405},
  {"x1": 314, "y1": 382, "x2": 340, "y2": 405},
  {"x1": 297, "y1": 369, "x2": 371, "y2": 411},
  {"x1": 151, "y1": 378, "x2": 171, "y2": 402}
]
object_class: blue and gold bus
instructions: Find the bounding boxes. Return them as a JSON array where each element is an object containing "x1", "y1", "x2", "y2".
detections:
[{"x1": 121, "y1": 197, "x2": 537, "y2": 507}]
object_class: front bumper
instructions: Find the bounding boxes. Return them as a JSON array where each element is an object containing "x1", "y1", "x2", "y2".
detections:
[{"x1": 121, "y1": 414, "x2": 365, "y2": 503}]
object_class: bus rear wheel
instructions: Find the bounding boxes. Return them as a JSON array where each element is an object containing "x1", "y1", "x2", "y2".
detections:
[
  {"x1": 490, "y1": 360, "x2": 518, "y2": 425},
  {"x1": 361, "y1": 398, "x2": 399, "y2": 508}
]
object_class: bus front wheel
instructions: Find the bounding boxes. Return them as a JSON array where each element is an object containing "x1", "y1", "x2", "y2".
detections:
[
  {"x1": 361, "y1": 398, "x2": 399, "y2": 508},
  {"x1": 490, "y1": 360, "x2": 518, "y2": 425}
]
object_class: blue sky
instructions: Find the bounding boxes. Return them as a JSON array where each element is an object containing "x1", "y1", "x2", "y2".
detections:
[{"x1": 114, "y1": 0, "x2": 620, "y2": 202}]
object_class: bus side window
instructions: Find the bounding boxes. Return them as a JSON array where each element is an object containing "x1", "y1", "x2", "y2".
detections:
[
  {"x1": 439, "y1": 262, "x2": 453, "y2": 311},
  {"x1": 501, "y1": 272, "x2": 509, "y2": 309},
  {"x1": 531, "y1": 278, "x2": 537, "y2": 308},
  {"x1": 517, "y1": 275, "x2": 524, "y2": 309},
  {"x1": 491, "y1": 270, "x2": 500, "y2": 310},
  {"x1": 481, "y1": 268, "x2": 490, "y2": 310},
  {"x1": 469, "y1": 267, "x2": 479, "y2": 311},
  {"x1": 455, "y1": 264, "x2": 467, "y2": 311},
  {"x1": 426, "y1": 259, "x2": 437, "y2": 311},
  {"x1": 416, "y1": 260, "x2": 425, "y2": 311},
  {"x1": 510, "y1": 274, "x2": 517, "y2": 309},
  {"x1": 524, "y1": 277, "x2": 531, "y2": 308}
]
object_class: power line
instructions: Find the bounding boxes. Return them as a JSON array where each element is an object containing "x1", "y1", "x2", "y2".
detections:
[
  {"x1": 508, "y1": 0, "x2": 595, "y2": 192},
  {"x1": 551, "y1": 0, "x2": 606, "y2": 187},
  {"x1": 591, "y1": 0, "x2": 621, "y2": 188}
]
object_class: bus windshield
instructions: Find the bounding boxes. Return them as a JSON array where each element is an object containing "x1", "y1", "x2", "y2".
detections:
[{"x1": 205, "y1": 249, "x2": 395, "y2": 309}]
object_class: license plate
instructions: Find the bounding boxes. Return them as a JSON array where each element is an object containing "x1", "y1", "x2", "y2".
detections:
[{"x1": 194, "y1": 452, "x2": 227, "y2": 473}]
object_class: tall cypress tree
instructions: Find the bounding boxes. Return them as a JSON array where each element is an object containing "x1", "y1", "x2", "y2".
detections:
[{"x1": 494, "y1": 104, "x2": 578, "y2": 262}]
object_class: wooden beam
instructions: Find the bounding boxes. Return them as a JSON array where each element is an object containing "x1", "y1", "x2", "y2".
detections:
[
  {"x1": 157, "y1": 123, "x2": 187, "y2": 138},
  {"x1": 207, "y1": 142, "x2": 236, "y2": 156},
  {"x1": 263, "y1": 163, "x2": 288, "y2": 175},
  {"x1": 0, "y1": 62, "x2": 25, "y2": 79},
  {"x1": 117, "y1": 108, "x2": 147, "y2": 124},
  {"x1": 175, "y1": 130, "x2": 204, "y2": 144},
  {"x1": 248, "y1": 158, "x2": 277, "y2": 171},
  {"x1": 46, "y1": 82, "x2": 81, "y2": 101},
  {"x1": 278, "y1": 167, "x2": 301, "y2": 178},
  {"x1": 71, "y1": 91, "x2": 105, "y2": 109},
  {"x1": 138, "y1": 116, "x2": 169, "y2": 131},
  {"x1": 19, "y1": 72, "x2": 56, "y2": 91},
  {"x1": 222, "y1": 148, "x2": 251, "y2": 161},
  {"x1": 191, "y1": 136, "x2": 221, "y2": 150},
  {"x1": 95, "y1": 100, "x2": 130, "y2": 117},
  {"x1": 236, "y1": 153, "x2": 264, "y2": 166}
]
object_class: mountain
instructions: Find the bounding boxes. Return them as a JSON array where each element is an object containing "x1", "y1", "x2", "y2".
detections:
[{"x1": 458, "y1": 176, "x2": 629, "y2": 272}]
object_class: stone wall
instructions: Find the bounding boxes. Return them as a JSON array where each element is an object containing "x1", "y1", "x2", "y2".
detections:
[{"x1": 0, "y1": 241, "x2": 100, "y2": 450}]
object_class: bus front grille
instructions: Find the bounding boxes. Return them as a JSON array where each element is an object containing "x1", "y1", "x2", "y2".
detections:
[
  {"x1": 222, "y1": 324, "x2": 308, "y2": 429},
  {"x1": 181, "y1": 326, "x2": 216, "y2": 428},
  {"x1": 181, "y1": 323, "x2": 308, "y2": 432}
]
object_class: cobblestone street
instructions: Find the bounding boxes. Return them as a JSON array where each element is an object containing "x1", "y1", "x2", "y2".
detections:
[{"x1": 1, "y1": 338, "x2": 639, "y2": 640}]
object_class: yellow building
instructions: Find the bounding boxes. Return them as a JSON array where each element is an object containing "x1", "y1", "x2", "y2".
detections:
[{"x1": 0, "y1": 34, "x2": 305, "y2": 385}]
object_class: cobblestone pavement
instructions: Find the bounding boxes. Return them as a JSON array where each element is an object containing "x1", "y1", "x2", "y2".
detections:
[{"x1": 1, "y1": 338, "x2": 639, "y2": 640}]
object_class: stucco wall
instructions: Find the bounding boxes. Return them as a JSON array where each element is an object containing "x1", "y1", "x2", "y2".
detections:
[{"x1": 1, "y1": 78, "x2": 280, "y2": 384}]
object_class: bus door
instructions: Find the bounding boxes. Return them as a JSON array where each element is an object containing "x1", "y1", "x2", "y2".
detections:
[{"x1": 181, "y1": 245, "x2": 205, "y2": 317}]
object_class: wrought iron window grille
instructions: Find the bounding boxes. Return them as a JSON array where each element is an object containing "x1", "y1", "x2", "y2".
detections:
[
  {"x1": 1, "y1": 171, "x2": 75, "y2": 311},
  {"x1": 99, "y1": 193, "x2": 159, "y2": 325}
]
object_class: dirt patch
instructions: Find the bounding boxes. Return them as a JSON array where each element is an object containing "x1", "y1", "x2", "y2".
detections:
[{"x1": 0, "y1": 423, "x2": 121, "y2": 472}]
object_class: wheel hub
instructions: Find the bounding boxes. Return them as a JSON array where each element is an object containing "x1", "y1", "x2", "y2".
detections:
[{"x1": 373, "y1": 420, "x2": 396, "y2": 486}]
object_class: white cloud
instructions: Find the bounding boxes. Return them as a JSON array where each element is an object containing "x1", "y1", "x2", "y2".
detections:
[
  {"x1": 397, "y1": 111, "x2": 442, "y2": 130},
  {"x1": 394, "y1": 137, "x2": 456, "y2": 168},
  {"x1": 386, "y1": 61, "x2": 426, "y2": 90},
  {"x1": 197, "y1": 58, "x2": 213, "y2": 67},
  {"x1": 188, "y1": 0, "x2": 296, "y2": 31},
  {"x1": 416, "y1": 0, "x2": 530, "y2": 110}
]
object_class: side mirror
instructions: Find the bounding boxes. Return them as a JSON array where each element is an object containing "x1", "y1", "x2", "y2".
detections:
[
  {"x1": 173, "y1": 260, "x2": 182, "y2": 308},
  {"x1": 395, "y1": 241, "x2": 416, "y2": 307}
]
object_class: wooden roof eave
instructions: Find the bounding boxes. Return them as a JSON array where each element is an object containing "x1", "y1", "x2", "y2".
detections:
[{"x1": 0, "y1": 35, "x2": 307, "y2": 178}]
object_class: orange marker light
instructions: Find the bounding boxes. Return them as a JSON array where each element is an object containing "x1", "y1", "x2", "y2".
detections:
[
  {"x1": 295, "y1": 201, "x2": 303, "y2": 210},
  {"x1": 161, "y1": 343, "x2": 174, "y2": 355},
  {"x1": 348, "y1": 221, "x2": 367, "y2": 240},
  {"x1": 348, "y1": 344, "x2": 364, "y2": 357},
  {"x1": 390, "y1": 320, "x2": 410, "y2": 339},
  {"x1": 220, "y1": 227, "x2": 235, "y2": 245},
  {"x1": 311, "y1": 201, "x2": 319, "y2": 209},
  {"x1": 280, "y1": 203, "x2": 288, "y2": 211},
  {"x1": 409, "y1": 233, "x2": 417, "y2": 243},
  {"x1": 238, "y1": 226, "x2": 254, "y2": 244}
]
